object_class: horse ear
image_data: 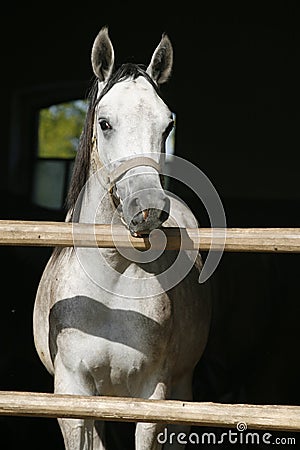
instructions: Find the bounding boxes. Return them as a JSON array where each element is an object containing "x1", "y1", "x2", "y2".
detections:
[
  {"x1": 91, "y1": 26, "x2": 115, "y2": 81},
  {"x1": 146, "y1": 33, "x2": 173, "y2": 85}
]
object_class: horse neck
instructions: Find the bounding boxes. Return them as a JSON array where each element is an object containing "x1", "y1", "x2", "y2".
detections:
[
  {"x1": 77, "y1": 167, "x2": 115, "y2": 224},
  {"x1": 73, "y1": 162, "x2": 130, "y2": 273}
]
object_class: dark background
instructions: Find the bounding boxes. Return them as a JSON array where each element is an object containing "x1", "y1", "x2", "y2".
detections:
[{"x1": 0, "y1": 3, "x2": 299, "y2": 448}]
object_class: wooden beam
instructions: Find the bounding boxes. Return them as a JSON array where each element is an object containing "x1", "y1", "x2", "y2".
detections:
[
  {"x1": 0, "y1": 220, "x2": 300, "y2": 253},
  {"x1": 0, "y1": 391, "x2": 299, "y2": 431}
]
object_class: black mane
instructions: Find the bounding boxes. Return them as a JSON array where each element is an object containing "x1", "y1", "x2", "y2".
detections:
[{"x1": 66, "y1": 63, "x2": 161, "y2": 215}]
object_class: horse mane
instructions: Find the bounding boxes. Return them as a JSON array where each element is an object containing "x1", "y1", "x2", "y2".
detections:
[{"x1": 66, "y1": 63, "x2": 161, "y2": 217}]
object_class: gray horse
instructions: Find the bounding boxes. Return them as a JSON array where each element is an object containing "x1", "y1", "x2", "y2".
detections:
[{"x1": 33, "y1": 27, "x2": 211, "y2": 449}]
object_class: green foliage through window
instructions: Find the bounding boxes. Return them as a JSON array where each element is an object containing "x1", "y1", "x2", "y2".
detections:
[{"x1": 38, "y1": 100, "x2": 88, "y2": 158}]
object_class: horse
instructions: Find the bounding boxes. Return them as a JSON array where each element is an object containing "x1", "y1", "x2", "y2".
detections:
[{"x1": 33, "y1": 26, "x2": 212, "y2": 450}]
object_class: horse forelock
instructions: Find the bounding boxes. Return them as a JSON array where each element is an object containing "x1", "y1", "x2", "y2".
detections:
[
  {"x1": 99, "y1": 63, "x2": 161, "y2": 98},
  {"x1": 66, "y1": 63, "x2": 162, "y2": 218}
]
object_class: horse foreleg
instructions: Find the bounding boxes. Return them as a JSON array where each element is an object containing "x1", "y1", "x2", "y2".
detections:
[
  {"x1": 135, "y1": 381, "x2": 167, "y2": 450},
  {"x1": 135, "y1": 374, "x2": 194, "y2": 449},
  {"x1": 162, "y1": 372, "x2": 194, "y2": 450},
  {"x1": 54, "y1": 355, "x2": 106, "y2": 450},
  {"x1": 58, "y1": 417, "x2": 106, "y2": 450}
]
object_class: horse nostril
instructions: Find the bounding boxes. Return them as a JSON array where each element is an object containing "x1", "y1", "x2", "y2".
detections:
[
  {"x1": 132, "y1": 209, "x2": 149, "y2": 225},
  {"x1": 142, "y1": 209, "x2": 149, "y2": 220},
  {"x1": 131, "y1": 207, "x2": 168, "y2": 228}
]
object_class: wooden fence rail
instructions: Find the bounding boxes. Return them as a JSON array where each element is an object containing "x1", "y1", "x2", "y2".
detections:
[
  {"x1": 1, "y1": 220, "x2": 300, "y2": 253},
  {"x1": 0, "y1": 391, "x2": 299, "y2": 432}
]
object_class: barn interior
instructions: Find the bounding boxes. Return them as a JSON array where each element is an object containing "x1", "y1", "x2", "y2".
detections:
[{"x1": 0, "y1": 3, "x2": 299, "y2": 448}]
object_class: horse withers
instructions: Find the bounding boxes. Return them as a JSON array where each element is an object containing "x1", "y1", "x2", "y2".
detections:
[{"x1": 33, "y1": 26, "x2": 212, "y2": 450}]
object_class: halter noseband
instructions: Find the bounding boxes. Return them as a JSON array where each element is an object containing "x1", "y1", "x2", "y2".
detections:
[{"x1": 109, "y1": 156, "x2": 161, "y2": 188}]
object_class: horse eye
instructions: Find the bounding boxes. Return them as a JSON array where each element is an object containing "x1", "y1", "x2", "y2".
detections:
[{"x1": 99, "y1": 119, "x2": 112, "y2": 131}]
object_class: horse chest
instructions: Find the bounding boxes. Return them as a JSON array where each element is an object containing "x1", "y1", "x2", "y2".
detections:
[
  {"x1": 56, "y1": 317, "x2": 171, "y2": 397},
  {"x1": 52, "y1": 283, "x2": 173, "y2": 389}
]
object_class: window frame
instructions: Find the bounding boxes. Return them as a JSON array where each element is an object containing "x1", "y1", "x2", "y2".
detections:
[{"x1": 9, "y1": 81, "x2": 89, "y2": 212}]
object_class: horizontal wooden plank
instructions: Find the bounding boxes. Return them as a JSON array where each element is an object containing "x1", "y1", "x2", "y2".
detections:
[
  {"x1": 0, "y1": 220, "x2": 300, "y2": 253},
  {"x1": 0, "y1": 391, "x2": 298, "y2": 431}
]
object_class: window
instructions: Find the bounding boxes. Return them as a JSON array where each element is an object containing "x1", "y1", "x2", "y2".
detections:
[{"x1": 32, "y1": 100, "x2": 88, "y2": 210}]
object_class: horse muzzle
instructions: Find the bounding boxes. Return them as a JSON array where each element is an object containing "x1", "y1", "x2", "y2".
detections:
[{"x1": 121, "y1": 190, "x2": 170, "y2": 236}]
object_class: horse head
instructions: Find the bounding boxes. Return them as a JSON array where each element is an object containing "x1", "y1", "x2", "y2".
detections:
[{"x1": 91, "y1": 27, "x2": 174, "y2": 236}]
